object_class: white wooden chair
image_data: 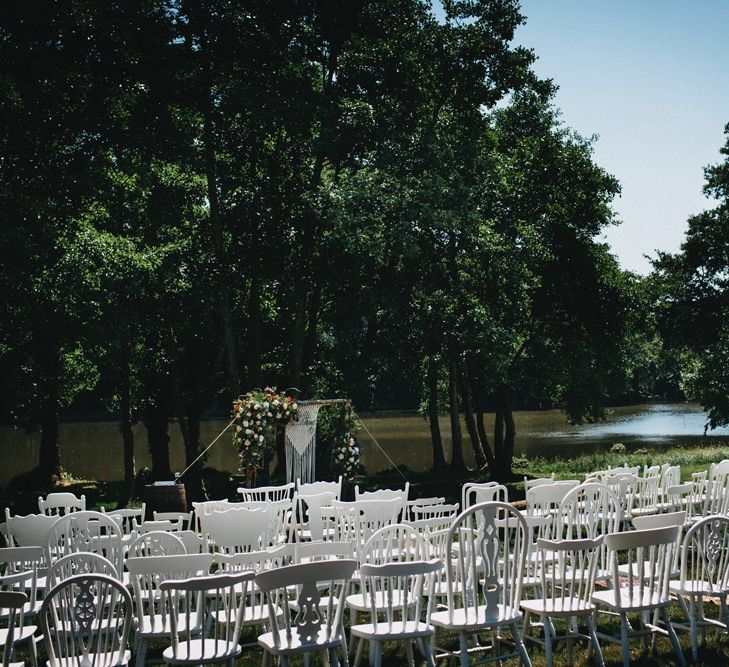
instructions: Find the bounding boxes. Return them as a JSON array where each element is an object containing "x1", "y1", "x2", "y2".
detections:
[
  {"x1": 238, "y1": 482, "x2": 294, "y2": 503},
  {"x1": 127, "y1": 553, "x2": 213, "y2": 666},
  {"x1": 127, "y1": 530, "x2": 186, "y2": 559},
  {"x1": 409, "y1": 502, "x2": 459, "y2": 522},
  {"x1": 159, "y1": 571, "x2": 254, "y2": 665},
  {"x1": 200, "y1": 506, "x2": 272, "y2": 554},
  {"x1": 461, "y1": 482, "x2": 508, "y2": 512},
  {"x1": 701, "y1": 469, "x2": 729, "y2": 517},
  {"x1": 101, "y1": 506, "x2": 145, "y2": 537},
  {"x1": 40, "y1": 574, "x2": 133, "y2": 667},
  {"x1": 670, "y1": 515, "x2": 729, "y2": 661},
  {"x1": 0, "y1": 588, "x2": 30, "y2": 667},
  {"x1": 255, "y1": 559, "x2": 357, "y2": 667},
  {"x1": 403, "y1": 516, "x2": 453, "y2": 600},
  {"x1": 46, "y1": 552, "x2": 118, "y2": 589},
  {"x1": 191, "y1": 500, "x2": 230, "y2": 533},
  {"x1": 407, "y1": 497, "x2": 445, "y2": 521},
  {"x1": 600, "y1": 473, "x2": 638, "y2": 526},
  {"x1": 555, "y1": 483, "x2": 620, "y2": 583},
  {"x1": 296, "y1": 477, "x2": 342, "y2": 500},
  {"x1": 134, "y1": 518, "x2": 183, "y2": 533},
  {"x1": 351, "y1": 559, "x2": 442, "y2": 667},
  {"x1": 591, "y1": 525, "x2": 685, "y2": 667},
  {"x1": 665, "y1": 483, "x2": 701, "y2": 524},
  {"x1": 430, "y1": 501, "x2": 531, "y2": 667},
  {"x1": 523, "y1": 473, "x2": 555, "y2": 491},
  {"x1": 521, "y1": 537, "x2": 604, "y2": 667},
  {"x1": 331, "y1": 499, "x2": 402, "y2": 558},
  {"x1": 153, "y1": 511, "x2": 194, "y2": 530},
  {"x1": 0, "y1": 546, "x2": 43, "y2": 616},
  {"x1": 293, "y1": 541, "x2": 355, "y2": 564},
  {"x1": 630, "y1": 473, "x2": 662, "y2": 519},
  {"x1": 354, "y1": 485, "x2": 410, "y2": 521},
  {"x1": 0, "y1": 571, "x2": 39, "y2": 667},
  {"x1": 236, "y1": 499, "x2": 291, "y2": 545},
  {"x1": 175, "y1": 530, "x2": 205, "y2": 554},
  {"x1": 4, "y1": 512, "x2": 57, "y2": 572},
  {"x1": 47, "y1": 511, "x2": 124, "y2": 581},
  {"x1": 289, "y1": 492, "x2": 337, "y2": 542},
  {"x1": 630, "y1": 511, "x2": 686, "y2": 578},
  {"x1": 38, "y1": 492, "x2": 85, "y2": 516}
]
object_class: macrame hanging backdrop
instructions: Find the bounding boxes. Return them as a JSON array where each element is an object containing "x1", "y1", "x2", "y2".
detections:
[{"x1": 284, "y1": 399, "x2": 350, "y2": 484}]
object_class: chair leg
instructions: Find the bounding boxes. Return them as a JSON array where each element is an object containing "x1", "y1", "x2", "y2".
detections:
[
  {"x1": 512, "y1": 622, "x2": 532, "y2": 667},
  {"x1": 663, "y1": 606, "x2": 687, "y2": 667},
  {"x1": 423, "y1": 635, "x2": 436, "y2": 667},
  {"x1": 620, "y1": 613, "x2": 630, "y2": 667},
  {"x1": 544, "y1": 616, "x2": 554, "y2": 667},
  {"x1": 281, "y1": 656, "x2": 289, "y2": 667},
  {"x1": 587, "y1": 613, "x2": 604, "y2": 667},
  {"x1": 330, "y1": 647, "x2": 340, "y2": 667},
  {"x1": 340, "y1": 627, "x2": 350, "y2": 667},
  {"x1": 373, "y1": 641, "x2": 382, "y2": 667},
  {"x1": 135, "y1": 637, "x2": 147, "y2": 667},
  {"x1": 689, "y1": 596, "x2": 698, "y2": 662},
  {"x1": 262, "y1": 650, "x2": 270, "y2": 667},
  {"x1": 459, "y1": 631, "x2": 469, "y2": 667},
  {"x1": 353, "y1": 638, "x2": 365, "y2": 667},
  {"x1": 27, "y1": 636, "x2": 38, "y2": 667},
  {"x1": 405, "y1": 640, "x2": 415, "y2": 667}
]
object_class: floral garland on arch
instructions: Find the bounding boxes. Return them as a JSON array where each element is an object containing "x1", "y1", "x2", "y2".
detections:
[
  {"x1": 232, "y1": 387, "x2": 298, "y2": 474},
  {"x1": 332, "y1": 431, "x2": 362, "y2": 480}
]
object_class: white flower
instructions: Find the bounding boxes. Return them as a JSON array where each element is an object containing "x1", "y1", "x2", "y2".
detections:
[
  {"x1": 244, "y1": 439, "x2": 250, "y2": 446},
  {"x1": 258, "y1": 434, "x2": 265, "y2": 442},
  {"x1": 245, "y1": 429, "x2": 252, "y2": 435},
  {"x1": 236, "y1": 425, "x2": 242, "y2": 432},
  {"x1": 338, "y1": 453, "x2": 344, "y2": 460},
  {"x1": 263, "y1": 401, "x2": 269, "y2": 409},
  {"x1": 242, "y1": 420, "x2": 249, "y2": 427}
]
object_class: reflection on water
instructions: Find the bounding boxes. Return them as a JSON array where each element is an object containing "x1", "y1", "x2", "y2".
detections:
[{"x1": 0, "y1": 402, "x2": 727, "y2": 486}]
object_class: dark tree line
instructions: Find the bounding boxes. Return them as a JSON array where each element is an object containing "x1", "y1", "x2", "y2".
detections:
[{"x1": 0, "y1": 0, "x2": 650, "y2": 496}]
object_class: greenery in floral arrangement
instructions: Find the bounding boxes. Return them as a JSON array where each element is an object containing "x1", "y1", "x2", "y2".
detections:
[
  {"x1": 332, "y1": 431, "x2": 362, "y2": 480},
  {"x1": 232, "y1": 388, "x2": 298, "y2": 473}
]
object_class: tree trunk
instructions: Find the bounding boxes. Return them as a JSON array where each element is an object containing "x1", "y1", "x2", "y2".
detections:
[
  {"x1": 501, "y1": 384, "x2": 516, "y2": 480},
  {"x1": 247, "y1": 277, "x2": 262, "y2": 388},
  {"x1": 119, "y1": 334, "x2": 135, "y2": 507},
  {"x1": 288, "y1": 288, "x2": 307, "y2": 390},
  {"x1": 144, "y1": 396, "x2": 172, "y2": 481},
  {"x1": 301, "y1": 286, "x2": 322, "y2": 395},
  {"x1": 458, "y1": 365, "x2": 487, "y2": 470},
  {"x1": 178, "y1": 409, "x2": 207, "y2": 502},
  {"x1": 428, "y1": 357, "x2": 447, "y2": 471},
  {"x1": 475, "y1": 400, "x2": 496, "y2": 473},
  {"x1": 448, "y1": 360, "x2": 465, "y2": 470},
  {"x1": 493, "y1": 403, "x2": 504, "y2": 480},
  {"x1": 38, "y1": 344, "x2": 62, "y2": 487}
]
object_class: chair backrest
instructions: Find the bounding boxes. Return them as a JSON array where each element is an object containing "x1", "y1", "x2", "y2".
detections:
[
  {"x1": 153, "y1": 511, "x2": 194, "y2": 530},
  {"x1": 703, "y1": 470, "x2": 729, "y2": 516},
  {"x1": 444, "y1": 502, "x2": 528, "y2": 623},
  {"x1": 255, "y1": 560, "x2": 357, "y2": 651},
  {"x1": 404, "y1": 516, "x2": 452, "y2": 563},
  {"x1": 354, "y1": 485, "x2": 409, "y2": 521},
  {"x1": 523, "y1": 473, "x2": 556, "y2": 491},
  {"x1": 290, "y1": 492, "x2": 337, "y2": 542},
  {"x1": 0, "y1": 588, "x2": 27, "y2": 667},
  {"x1": 709, "y1": 459, "x2": 729, "y2": 479},
  {"x1": 127, "y1": 530, "x2": 186, "y2": 558},
  {"x1": 526, "y1": 483, "x2": 576, "y2": 520},
  {"x1": 666, "y1": 483, "x2": 699, "y2": 523},
  {"x1": 234, "y1": 500, "x2": 291, "y2": 545},
  {"x1": 535, "y1": 537, "x2": 603, "y2": 612},
  {"x1": 200, "y1": 507, "x2": 271, "y2": 553},
  {"x1": 38, "y1": 492, "x2": 86, "y2": 516},
  {"x1": 292, "y1": 540, "x2": 354, "y2": 564},
  {"x1": 409, "y1": 502, "x2": 459, "y2": 522},
  {"x1": 555, "y1": 482, "x2": 619, "y2": 577},
  {"x1": 604, "y1": 525, "x2": 679, "y2": 609},
  {"x1": 0, "y1": 546, "x2": 42, "y2": 608},
  {"x1": 160, "y1": 571, "x2": 252, "y2": 661},
  {"x1": 296, "y1": 477, "x2": 342, "y2": 500},
  {"x1": 361, "y1": 523, "x2": 430, "y2": 565},
  {"x1": 47, "y1": 511, "x2": 124, "y2": 579},
  {"x1": 332, "y1": 499, "x2": 402, "y2": 555},
  {"x1": 633, "y1": 510, "x2": 686, "y2": 571},
  {"x1": 136, "y1": 519, "x2": 182, "y2": 533},
  {"x1": 127, "y1": 554, "x2": 213, "y2": 636},
  {"x1": 175, "y1": 530, "x2": 205, "y2": 554},
  {"x1": 239, "y1": 482, "x2": 294, "y2": 503},
  {"x1": 191, "y1": 500, "x2": 230, "y2": 532},
  {"x1": 4, "y1": 511, "x2": 58, "y2": 562},
  {"x1": 601, "y1": 473, "x2": 638, "y2": 522},
  {"x1": 101, "y1": 505, "x2": 145, "y2": 535},
  {"x1": 41, "y1": 574, "x2": 133, "y2": 667},
  {"x1": 461, "y1": 482, "x2": 508, "y2": 512},
  {"x1": 660, "y1": 465, "x2": 681, "y2": 494},
  {"x1": 359, "y1": 559, "x2": 442, "y2": 631},
  {"x1": 631, "y1": 474, "x2": 661, "y2": 515},
  {"x1": 680, "y1": 515, "x2": 729, "y2": 594},
  {"x1": 47, "y1": 552, "x2": 118, "y2": 589}
]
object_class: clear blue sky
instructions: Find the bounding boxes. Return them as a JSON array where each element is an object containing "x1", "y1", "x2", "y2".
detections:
[{"x1": 514, "y1": 1, "x2": 729, "y2": 274}]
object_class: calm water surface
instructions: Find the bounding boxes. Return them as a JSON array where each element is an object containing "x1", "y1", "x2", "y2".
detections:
[{"x1": 0, "y1": 402, "x2": 727, "y2": 486}]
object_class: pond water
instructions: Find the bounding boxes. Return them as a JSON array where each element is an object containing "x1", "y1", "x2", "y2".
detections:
[{"x1": 0, "y1": 402, "x2": 727, "y2": 486}]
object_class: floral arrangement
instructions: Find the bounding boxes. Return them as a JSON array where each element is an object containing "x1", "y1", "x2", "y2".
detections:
[
  {"x1": 332, "y1": 431, "x2": 361, "y2": 480},
  {"x1": 232, "y1": 387, "x2": 298, "y2": 472}
]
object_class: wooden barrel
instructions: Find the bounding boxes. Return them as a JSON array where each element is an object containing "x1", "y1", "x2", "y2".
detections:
[{"x1": 144, "y1": 483, "x2": 187, "y2": 518}]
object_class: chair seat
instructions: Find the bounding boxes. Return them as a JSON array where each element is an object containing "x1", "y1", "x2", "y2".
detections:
[
  {"x1": 592, "y1": 589, "x2": 667, "y2": 611},
  {"x1": 258, "y1": 627, "x2": 343, "y2": 655},
  {"x1": 618, "y1": 562, "x2": 679, "y2": 580},
  {"x1": 430, "y1": 605, "x2": 521, "y2": 630},
  {"x1": 136, "y1": 613, "x2": 203, "y2": 638},
  {"x1": 162, "y1": 639, "x2": 241, "y2": 664},
  {"x1": 521, "y1": 597, "x2": 594, "y2": 617},
  {"x1": 0, "y1": 624, "x2": 37, "y2": 644},
  {"x1": 351, "y1": 620, "x2": 433, "y2": 640},
  {"x1": 213, "y1": 604, "x2": 283, "y2": 626},
  {"x1": 669, "y1": 579, "x2": 729, "y2": 598},
  {"x1": 346, "y1": 590, "x2": 411, "y2": 612},
  {"x1": 45, "y1": 650, "x2": 131, "y2": 667}
]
